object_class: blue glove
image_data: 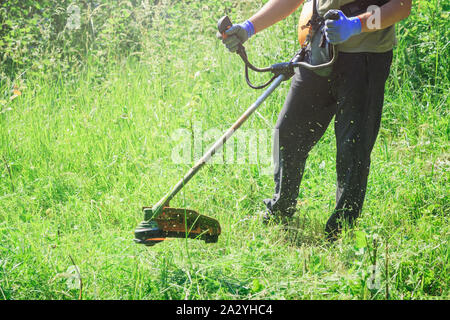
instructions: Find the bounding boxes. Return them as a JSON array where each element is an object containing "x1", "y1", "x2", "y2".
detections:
[
  {"x1": 324, "y1": 10, "x2": 362, "y2": 44},
  {"x1": 217, "y1": 20, "x2": 255, "y2": 53}
]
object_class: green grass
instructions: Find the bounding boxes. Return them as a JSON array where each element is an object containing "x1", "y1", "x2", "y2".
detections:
[{"x1": 0, "y1": 1, "x2": 448, "y2": 299}]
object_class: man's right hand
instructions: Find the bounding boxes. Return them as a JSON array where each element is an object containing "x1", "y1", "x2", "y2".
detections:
[{"x1": 216, "y1": 20, "x2": 255, "y2": 53}]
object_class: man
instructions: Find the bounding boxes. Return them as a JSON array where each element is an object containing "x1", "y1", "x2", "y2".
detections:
[{"x1": 219, "y1": 0, "x2": 411, "y2": 240}]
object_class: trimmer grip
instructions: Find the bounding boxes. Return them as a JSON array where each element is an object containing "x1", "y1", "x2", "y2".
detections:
[
  {"x1": 217, "y1": 15, "x2": 233, "y2": 39},
  {"x1": 323, "y1": 10, "x2": 341, "y2": 21}
]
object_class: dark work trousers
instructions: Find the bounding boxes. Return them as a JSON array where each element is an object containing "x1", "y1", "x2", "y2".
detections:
[{"x1": 263, "y1": 50, "x2": 393, "y2": 236}]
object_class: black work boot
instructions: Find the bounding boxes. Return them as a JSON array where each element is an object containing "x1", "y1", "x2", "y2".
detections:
[
  {"x1": 324, "y1": 222, "x2": 340, "y2": 242},
  {"x1": 262, "y1": 208, "x2": 294, "y2": 226},
  {"x1": 325, "y1": 210, "x2": 359, "y2": 242}
]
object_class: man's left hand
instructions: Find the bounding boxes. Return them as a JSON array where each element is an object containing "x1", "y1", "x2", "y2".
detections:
[{"x1": 324, "y1": 10, "x2": 362, "y2": 44}]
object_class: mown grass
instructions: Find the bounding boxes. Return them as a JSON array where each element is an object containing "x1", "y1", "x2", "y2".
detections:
[{"x1": 0, "y1": 0, "x2": 448, "y2": 299}]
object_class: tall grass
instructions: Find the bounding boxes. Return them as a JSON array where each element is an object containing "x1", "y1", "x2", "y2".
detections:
[{"x1": 0, "y1": 0, "x2": 448, "y2": 299}]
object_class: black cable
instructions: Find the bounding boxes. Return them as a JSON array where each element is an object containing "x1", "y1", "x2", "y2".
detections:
[
  {"x1": 237, "y1": 46, "x2": 278, "y2": 90},
  {"x1": 244, "y1": 64, "x2": 278, "y2": 90}
]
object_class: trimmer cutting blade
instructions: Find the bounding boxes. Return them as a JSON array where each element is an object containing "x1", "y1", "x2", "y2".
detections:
[{"x1": 134, "y1": 207, "x2": 221, "y2": 246}]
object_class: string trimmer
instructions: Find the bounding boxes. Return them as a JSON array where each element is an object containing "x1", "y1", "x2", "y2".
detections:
[{"x1": 134, "y1": 4, "x2": 339, "y2": 246}]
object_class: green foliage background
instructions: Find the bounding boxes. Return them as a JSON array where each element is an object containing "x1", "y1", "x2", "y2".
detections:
[{"x1": 0, "y1": 0, "x2": 448, "y2": 300}]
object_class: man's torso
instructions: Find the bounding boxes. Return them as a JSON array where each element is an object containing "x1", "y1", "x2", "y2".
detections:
[{"x1": 316, "y1": 0, "x2": 396, "y2": 53}]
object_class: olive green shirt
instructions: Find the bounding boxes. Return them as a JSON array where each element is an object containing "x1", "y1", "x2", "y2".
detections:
[{"x1": 317, "y1": 0, "x2": 396, "y2": 53}]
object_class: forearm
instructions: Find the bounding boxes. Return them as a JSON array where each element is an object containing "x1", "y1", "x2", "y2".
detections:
[
  {"x1": 358, "y1": 0, "x2": 412, "y2": 33},
  {"x1": 248, "y1": 0, "x2": 304, "y2": 34}
]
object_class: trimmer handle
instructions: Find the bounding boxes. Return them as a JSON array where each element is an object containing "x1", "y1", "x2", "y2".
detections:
[
  {"x1": 217, "y1": 15, "x2": 245, "y2": 55},
  {"x1": 323, "y1": 10, "x2": 341, "y2": 21},
  {"x1": 217, "y1": 15, "x2": 233, "y2": 39},
  {"x1": 318, "y1": 10, "x2": 340, "y2": 48}
]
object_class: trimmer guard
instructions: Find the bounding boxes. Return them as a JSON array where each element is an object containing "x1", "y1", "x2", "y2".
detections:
[{"x1": 134, "y1": 207, "x2": 221, "y2": 246}]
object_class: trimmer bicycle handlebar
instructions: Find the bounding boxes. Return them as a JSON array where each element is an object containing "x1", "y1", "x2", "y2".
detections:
[{"x1": 217, "y1": 14, "x2": 339, "y2": 89}]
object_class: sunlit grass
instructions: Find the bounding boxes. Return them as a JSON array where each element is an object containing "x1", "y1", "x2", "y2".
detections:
[{"x1": 0, "y1": 1, "x2": 448, "y2": 300}]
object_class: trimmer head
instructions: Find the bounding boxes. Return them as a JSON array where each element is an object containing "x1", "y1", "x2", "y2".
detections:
[{"x1": 134, "y1": 207, "x2": 221, "y2": 246}]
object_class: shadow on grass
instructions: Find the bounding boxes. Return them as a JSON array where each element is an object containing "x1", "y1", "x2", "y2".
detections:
[
  {"x1": 157, "y1": 264, "x2": 251, "y2": 299},
  {"x1": 280, "y1": 214, "x2": 327, "y2": 247}
]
